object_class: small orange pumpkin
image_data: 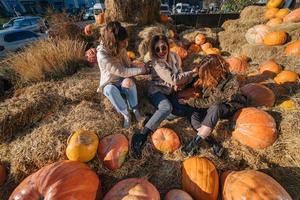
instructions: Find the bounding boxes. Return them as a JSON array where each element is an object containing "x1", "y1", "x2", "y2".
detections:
[
  {"x1": 188, "y1": 44, "x2": 201, "y2": 53},
  {"x1": 195, "y1": 33, "x2": 206, "y2": 45},
  {"x1": 259, "y1": 59, "x2": 282, "y2": 74},
  {"x1": 165, "y1": 189, "x2": 193, "y2": 200},
  {"x1": 201, "y1": 42, "x2": 213, "y2": 51},
  {"x1": 283, "y1": 8, "x2": 300, "y2": 23},
  {"x1": 160, "y1": 14, "x2": 169, "y2": 23},
  {"x1": 95, "y1": 12, "x2": 105, "y2": 25},
  {"x1": 66, "y1": 130, "x2": 99, "y2": 162},
  {"x1": 245, "y1": 25, "x2": 271, "y2": 44},
  {"x1": 103, "y1": 178, "x2": 160, "y2": 200},
  {"x1": 127, "y1": 51, "x2": 136, "y2": 60},
  {"x1": 267, "y1": 0, "x2": 284, "y2": 8},
  {"x1": 98, "y1": 134, "x2": 129, "y2": 170},
  {"x1": 0, "y1": 164, "x2": 6, "y2": 186},
  {"x1": 285, "y1": 40, "x2": 300, "y2": 56},
  {"x1": 276, "y1": 8, "x2": 290, "y2": 19},
  {"x1": 205, "y1": 47, "x2": 221, "y2": 55},
  {"x1": 170, "y1": 46, "x2": 188, "y2": 60},
  {"x1": 263, "y1": 31, "x2": 287, "y2": 46},
  {"x1": 266, "y1": 17, "x2": 283, "y2": 26},
  {"x1": 226, "y1": 56, "x2": 248, "y2": 74},
  {"x1": 222, "y1": 170, "x2": 292, "y2": 200},
  {"x1": 265, "y1": 8, "x2": 279, "y2": 19},
  {"x1": 274, "y1": 70, "x2": 298, "y2": 84},
  {"x1": 168, "y1": 29, "x2": 175, "y2": 38},
  {"x1": 84, "y1": 24, "x2": 94, "y2": 36},
  {"x1": 182, "y1": 157, "x2": 219, "y2": 200},
  {"x1": 232, "y1": 107, "x2": 277, "y2": 149},
  {"x1": 241, "y1": 83, "x2": 276, "y2": 107},
  {"x1": 151, "y1": 128, "x2": 180, "y2": 153},
  {"x1": 85, "y1": 48, "x2": 97, "y2": 65}
]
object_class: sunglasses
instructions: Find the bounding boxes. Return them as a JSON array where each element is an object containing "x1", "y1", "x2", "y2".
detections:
[{"x1": 155, "y1": 45, "x2": 168, "y2": 53}]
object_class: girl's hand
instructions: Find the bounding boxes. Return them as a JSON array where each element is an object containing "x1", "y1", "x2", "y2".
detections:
[{"x1": 132, "y1": 60, "x2": 145, "y2": 68}]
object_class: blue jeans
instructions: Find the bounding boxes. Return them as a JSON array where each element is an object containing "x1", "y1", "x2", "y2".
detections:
[{"x1": 103, "y1": 79, "x2": 138, "y2": 114}]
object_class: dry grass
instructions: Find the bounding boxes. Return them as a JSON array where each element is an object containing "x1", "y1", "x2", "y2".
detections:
[{"x1": 5, "y1": 39, "x2": 87, "y2": 83}]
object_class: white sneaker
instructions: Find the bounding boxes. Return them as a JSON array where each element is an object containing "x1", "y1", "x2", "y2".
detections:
[
  {"x1": 123, "y1": 115, "x2": 131, "y2": 128},
  {"x1": 133, "y1": 109, "x2": 143, "y2": 122}
]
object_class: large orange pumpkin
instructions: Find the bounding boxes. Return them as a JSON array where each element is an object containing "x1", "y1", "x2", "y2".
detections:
[
  {"x1": 182, "y1": 157, "x2": 219, "y2": 200},
  {"x1": 66, "y1": 129, "x2": 99, "y2": 162},
  {"x1": 263, "y1": 31, "x2": 287, "y2": 46},
  {"x1": 265, "y1": 8, "x2": 279, "y2": 19},
  {"x1": 266, "y1": 17, "x2": 283, "y2": 26},
  {"x1": 283, "y1": 8, "x2": 300, "y2": 23},
  {"x1": 259, "y1": 59, "x2": 282, "y2": 74},
  {"x1": 267, "y1": 0, "x2": 284, "y2": 8},
  {"x1": 226, "y1": 56, "x2": 248, "y2": 74},
  {"x1": 245, "y1": 25, "x2": 271, "y2": 45},
  {"x1": 195, "y1": 33, "x2": 206, "y2": 45},
  {"x1": 201, "y1": 42, "x2": 213, "y2": 52},
  {"x1": 160, "y1": 14, "x2": 169, "y2": 23},
  {"x1": 0, "y1": 164, "x2": 6, "y2": 186},
  {"x1": 274, "y1": 70, "x2": 298, "y2": 84},
  {"x1": 98, "y1": 133, "x2": 129, "y2": 170},
  {"x1": 85, "y1": 48, "x2": 97, "y2": 65},
  {"x1": 165, "y1": 189, "x2": 193, "y2": 200},
  {"x1": 232, "y1": 107, "x2": 277, "y2": 149},
  {"x1": 222, "y1": 170, "x2": 292, "y2": 200},
  {"x1": 241, "y1": 83, "x2": 276, "y2": 107},
  {"x1": 285, "y1": 40, "x2": 300, "y2": 56},
  {"x1": 170, "y1": 46, "x2": 188, "y2": 60},
  {"x1": 151, "y1": 128, "x2": 180, "y2": 153},
  {"x1": 95, "y1": 12, "x2": 105, "y2": 25},
  {"x1": 205, "y1": 48, "x2": 221, "y2": 55},
  {"x1": 84, "y1": 24, "x2": 94, "y2": 36},
  {"x1": 188, "y1": 44, "x2": 201, "y2": 53},
  {"x1": 276, "y1": 8, "x2": 290, "y2": 19},
  {"x1": 103, "y1": 178, "x2": 160, "y2": 200},
  {"x1": 9, "y1": 160, "x2": 100, "y2": 200}
]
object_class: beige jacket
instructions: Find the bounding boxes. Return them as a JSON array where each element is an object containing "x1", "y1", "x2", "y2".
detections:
[
  {"x1": 97, "y1": 42, "x2": 146, "y2": 92},
  {"x1": 148, "y1": 52, "x2": 194, "y2": 95}
]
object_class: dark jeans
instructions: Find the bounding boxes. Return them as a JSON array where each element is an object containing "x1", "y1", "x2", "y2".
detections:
[{"x1": 145, "y1": 92, "x2": 232, "y2": 131}]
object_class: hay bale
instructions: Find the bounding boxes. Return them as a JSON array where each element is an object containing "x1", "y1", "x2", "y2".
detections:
[
  {"x1": 270, "y1": 22, "x2": 300, "y2": 41},
  {"x1": 179, "y1": 28, "x2": 218, "y2": 47},
  {"x1": 219, "y1": 31, "x2": 247, "y2": 55},
  {"x1": 105, "y1": 0, "x2": 160, "y2": 25},
  {"x1": 239, "y1": 6, "x2": 266, "y2": 25}
]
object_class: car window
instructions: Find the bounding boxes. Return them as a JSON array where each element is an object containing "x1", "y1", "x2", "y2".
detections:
[
  {"x1": 30, "y1": 18, "x2": 40, "y2": 24},
  {"x1": 4, "y1": 31, "x2": 37, "y2": 42}
]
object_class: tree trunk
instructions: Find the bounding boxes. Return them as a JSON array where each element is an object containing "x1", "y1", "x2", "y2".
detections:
[{"x1": 105, "y1": 0, "x2": 161, "y2": 25}]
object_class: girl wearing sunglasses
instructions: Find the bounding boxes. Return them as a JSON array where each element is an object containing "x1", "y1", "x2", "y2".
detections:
[
  {"x1": 97, "y1": 21, "x2": 147, "y2": 128},
  {"x1": 131, "y1": 34, "x2": 202, "y2": 159}
]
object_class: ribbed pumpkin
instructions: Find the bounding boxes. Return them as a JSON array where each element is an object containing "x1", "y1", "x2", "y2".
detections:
[
  {"x1": 151, "y1": 128, "x2": 180, "y2": 153},
  {"x1": 226, "y1": 56, "x2": 248, "y2": 74},
  {"x1": 188, "y1": 44, "x2": 201, "y2": 53},
  {"x1": 283, "y1": 8, "x2": 300, "y2": 23},
  {"x1": 245, "y1": 25, "x2": 271, "y2": 45},
  {"x1": 85, "y1": 48, "x2": 97, "y2": 65},
  {"x1": 195, "y1": 33, "x2": 206, "y2": 45},
  {"x1": 259, "y1": 59, "x2": 282, "y2": 74},
  {"x1": 205, "y1": 48, "x2": 221, "y2": 55},
  {"x1": 274, "y1": 70, "x2": 298, "y2": 84},
  {"x1": 95, "y1": 12, "x2": 105, "y2": 25},
  {"x1": 103, "y1": 178, "x2": 160, "y2": 200},
  {"x1": 201, "y1": 42, "x2": 213, "y2": 52},
  {"x1": 265, "y1": 8, "x2": 279, "y2": 19},
  {"x1": 232, "y1": 107, "x2": 277, "y2": 149},
  {"x1": 9, "y1": 160, "x2": 100, "y2": 200},
  {"x1": 168, "y1": 30, "x2": 175, "y2": 38},
  {"x1": 0, "y1": 164, "x2": 6, "y2": 186},
  {"x1": 98, "y1": 133, "x2": 129, "y2": 170},
  {"x1": 263, "y1": 31, "x2": 287, "y2": 46},
  {"x1": 171, "y1": 46, "x2": 188, "y2": 60},
  {"x1": 285, "y1": 40, "x2": 300, "y2": 56},
  {"x1": 278, "y1": 99, "x2": 297, "y2": 110},
  {"x1": 266, "y1": 17, "x2": 283, "y2": 26},
  {"x1": 127, "y1": 51, "x2": 136, "y2": 60},
  {"x1": 160, "y1": 14, "x2": 169, "y2": 23},
  {"x1": 222, "y1": 170, "x2": 292, "y2": 200},
  {"x1": 84, "y1": 24, "x2": 94, "y2": 36},
  {"x1": 165, "y1": 189, "x2": 193, "y2": 200},
  {"x1": 66, "y1": 129, "x2": 99, "y2": 162},
  {"x1": 241, "y1": 83, "x2": 276, "y2": 107},
  {"x1": 266, "y1": 0, "x2": 284, "y2": 8},
  {"x1": 276, "y1": 8, "x2": 290, "y2": 19},
  {"x1": 182, "y1": 157, "x2": 219, "y2": 200}
]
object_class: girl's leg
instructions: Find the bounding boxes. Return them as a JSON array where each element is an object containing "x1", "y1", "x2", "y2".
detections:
[
  {"x1": 103, "y1": 84, "x2": 131, "y2": 128},
  {"x1": 121, "y1": 78, "x2": 143, "y2": 122}
]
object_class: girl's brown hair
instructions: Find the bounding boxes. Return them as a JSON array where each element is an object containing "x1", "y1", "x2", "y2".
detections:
[
  {"x1": 101, "y1": 21, "x2": 128, "y2": 55},
  {"x1": 194, "y1": 54, "x2": 229, "y2": 89},
  {"x1": 149, "y1": 34, "x2": 170, "y2": 60}
]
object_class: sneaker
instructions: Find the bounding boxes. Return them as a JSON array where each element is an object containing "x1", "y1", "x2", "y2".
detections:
[
  {"x1": 212, "y1": 143, "x2": 225, "y2": 158},
  {"x1": 133, "y1": 109, "x2": 143, "y2": 122},
  {"x1": 123, "y1": 115, "x2": 131, "y2": 129},
  {"x1": 181, "y1": 136, "x2": 202, "y2": 157},
  {"x1": 131, "y1": 132, "x2": 148, "y2": 159}
]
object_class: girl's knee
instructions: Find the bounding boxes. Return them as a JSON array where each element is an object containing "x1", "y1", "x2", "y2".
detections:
[
  {"x1": 121, "y1": 78, "x2": 135, "y2": 89},
  {"x1": 104, "y1": 85, "x2": 119, "y2": 96},
  {"x1": 159, "y1": 102, "x2": 173, "y2": 115}
]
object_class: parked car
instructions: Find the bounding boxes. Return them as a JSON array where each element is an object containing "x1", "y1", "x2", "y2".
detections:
[
  {"x1": 8, "y1": 17, "x2": 47, "y2": 33},
  {"x1": 83, "y1": 8, "x2": 95, "y2": 20},
  {"x1": 176, "y1": 3, "x2": 190, "y2": 14},
  {"x1": 2, "y1": 16, "x2": 25, "y2": 29},
  {"x1": 160, "y1": 3, "x2": 171, "y2": 16},
  {"x1": 0, "y1": 29, "x2": 47, "y2": 59}
]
